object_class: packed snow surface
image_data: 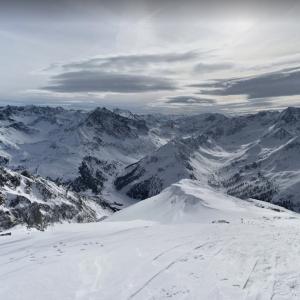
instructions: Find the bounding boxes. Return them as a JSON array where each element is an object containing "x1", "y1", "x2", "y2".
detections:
[{"x1": 1, "y1": 180, "x2": 300, "y2": 300}]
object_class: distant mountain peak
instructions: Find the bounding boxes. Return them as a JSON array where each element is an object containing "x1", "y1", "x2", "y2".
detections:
[
  {"x1": 85, "y1": 107, "x2": 148, "y2": 138},
  {"x1": 279, "y1": 106, "x2": 300, "y2": 123}
]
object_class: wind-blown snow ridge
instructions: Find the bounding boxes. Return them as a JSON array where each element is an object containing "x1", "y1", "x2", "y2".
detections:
[{"x1": 109, "y1": 179, "x2": 295, "y2": 224}]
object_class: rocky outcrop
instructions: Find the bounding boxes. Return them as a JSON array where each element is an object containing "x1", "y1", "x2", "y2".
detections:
[{"x1": 0, "y1": 167, "x2": 108, "y2": 230}]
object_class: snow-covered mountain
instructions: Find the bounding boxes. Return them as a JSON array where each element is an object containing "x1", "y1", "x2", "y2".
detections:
[
  {"x1": 115, "y1": 107, "x2": 300, "y2": 212},
  {"x1": 0, "y1": 106, "x2": 163, "y2": 229},
  {"x1": 0, "y1": 106, "x2": 157, "y2": 179},
  {"x1": 0, "y1": 106, "x2": 160, "y2": 201},
  {"x1": 1, "y1": 105, "x2": 300, "y2": 229}
]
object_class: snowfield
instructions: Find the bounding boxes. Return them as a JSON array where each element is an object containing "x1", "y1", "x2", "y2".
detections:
[{"x1": 1, "y1": 180, "x2": 300, "y2": 300}]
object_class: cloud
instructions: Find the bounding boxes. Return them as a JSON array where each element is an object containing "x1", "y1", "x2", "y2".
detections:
[
  {"x1": 41, "y1": 51, "x2": 202, "y2": 94},
  {"x1": 2, "y1": 0, "x2": 297, "y2": 21},
  {"x1": 197, "y1": 67, "x2": 300, "y2": 99},
  {"x1": 165, "y1": 95, "x2": 215, "y2": 104},
  {"x1": 193, "y1": 62, "x2": 234, "y2": 73},
  {"x1": 42, "y1": 70, "x2": 177, "y2": 93},
  {"x1": 62, "y1": 51, "x2": 199, "y2": 72}
]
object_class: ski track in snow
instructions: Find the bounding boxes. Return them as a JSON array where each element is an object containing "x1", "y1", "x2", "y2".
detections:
[{"x1": 1, "y1": 219, "x2": 300, "y2": 300}]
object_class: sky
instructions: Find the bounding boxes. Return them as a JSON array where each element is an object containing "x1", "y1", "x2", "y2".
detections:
[{"x1": 1, "y1": 0, "x2": 300, "y2": 114}]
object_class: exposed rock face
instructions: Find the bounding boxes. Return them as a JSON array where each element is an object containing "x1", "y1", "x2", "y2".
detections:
[
  {"x1": 278, "y1": 107, "x2": 300, "y2": 124},
  {"x1": 71, "y1": 156, "x2": 119, "y2": 194},
  {"x1": 126, "y1": 176, "x2": 164, "y2": 200},
  {"x1": 0, "y1": 167, "x2": 108, "y2": 230}
]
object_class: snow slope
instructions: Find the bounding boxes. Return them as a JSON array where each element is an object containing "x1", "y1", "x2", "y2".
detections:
[
  {"x1": 0, "y1": 106, "x2": 158, "y2": 182},
  {"x1": 1, "y1": 180, "x2": 300, "y2": 300},
  {"x1": 110, "y1": 179, "x2": 293, "y2": 224}
]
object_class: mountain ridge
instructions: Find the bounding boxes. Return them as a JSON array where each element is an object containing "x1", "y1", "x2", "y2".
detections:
[{"x1": 1, "y1": 105, "x2": 300, "y2": 229}]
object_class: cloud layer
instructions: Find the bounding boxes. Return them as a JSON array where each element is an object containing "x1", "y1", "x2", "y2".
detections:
[
  {"x1": 63, "y1": 51, "x2": 198, "y2": 72},
  {"x1": 43, "y1": 70, "x2": 177, "y2": 93},
  {"x1": 198, "y1": 67, "x2": 300, "y2": 100},
  {"x1": 42, "y1": 51, "x2": 201, "y2": 94}
]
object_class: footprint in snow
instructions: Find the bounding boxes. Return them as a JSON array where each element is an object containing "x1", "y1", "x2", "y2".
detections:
[{"x1": 179, "y1": 257, "x2": 189, "y2": 262}]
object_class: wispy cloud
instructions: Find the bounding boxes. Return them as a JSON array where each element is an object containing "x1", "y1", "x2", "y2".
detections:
[
  {"x1": 165, "y1": 95, "x2": 215, "y2": 104},
  {"x1": 197, "y1": 67, "x2": 300, "y2": 100},
  {"x1": 63, "y1": 51, "x2": 199, "y2": 72},
  {"x1": 193, "y1": 62, "x2": 234, "y2": 73}
]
